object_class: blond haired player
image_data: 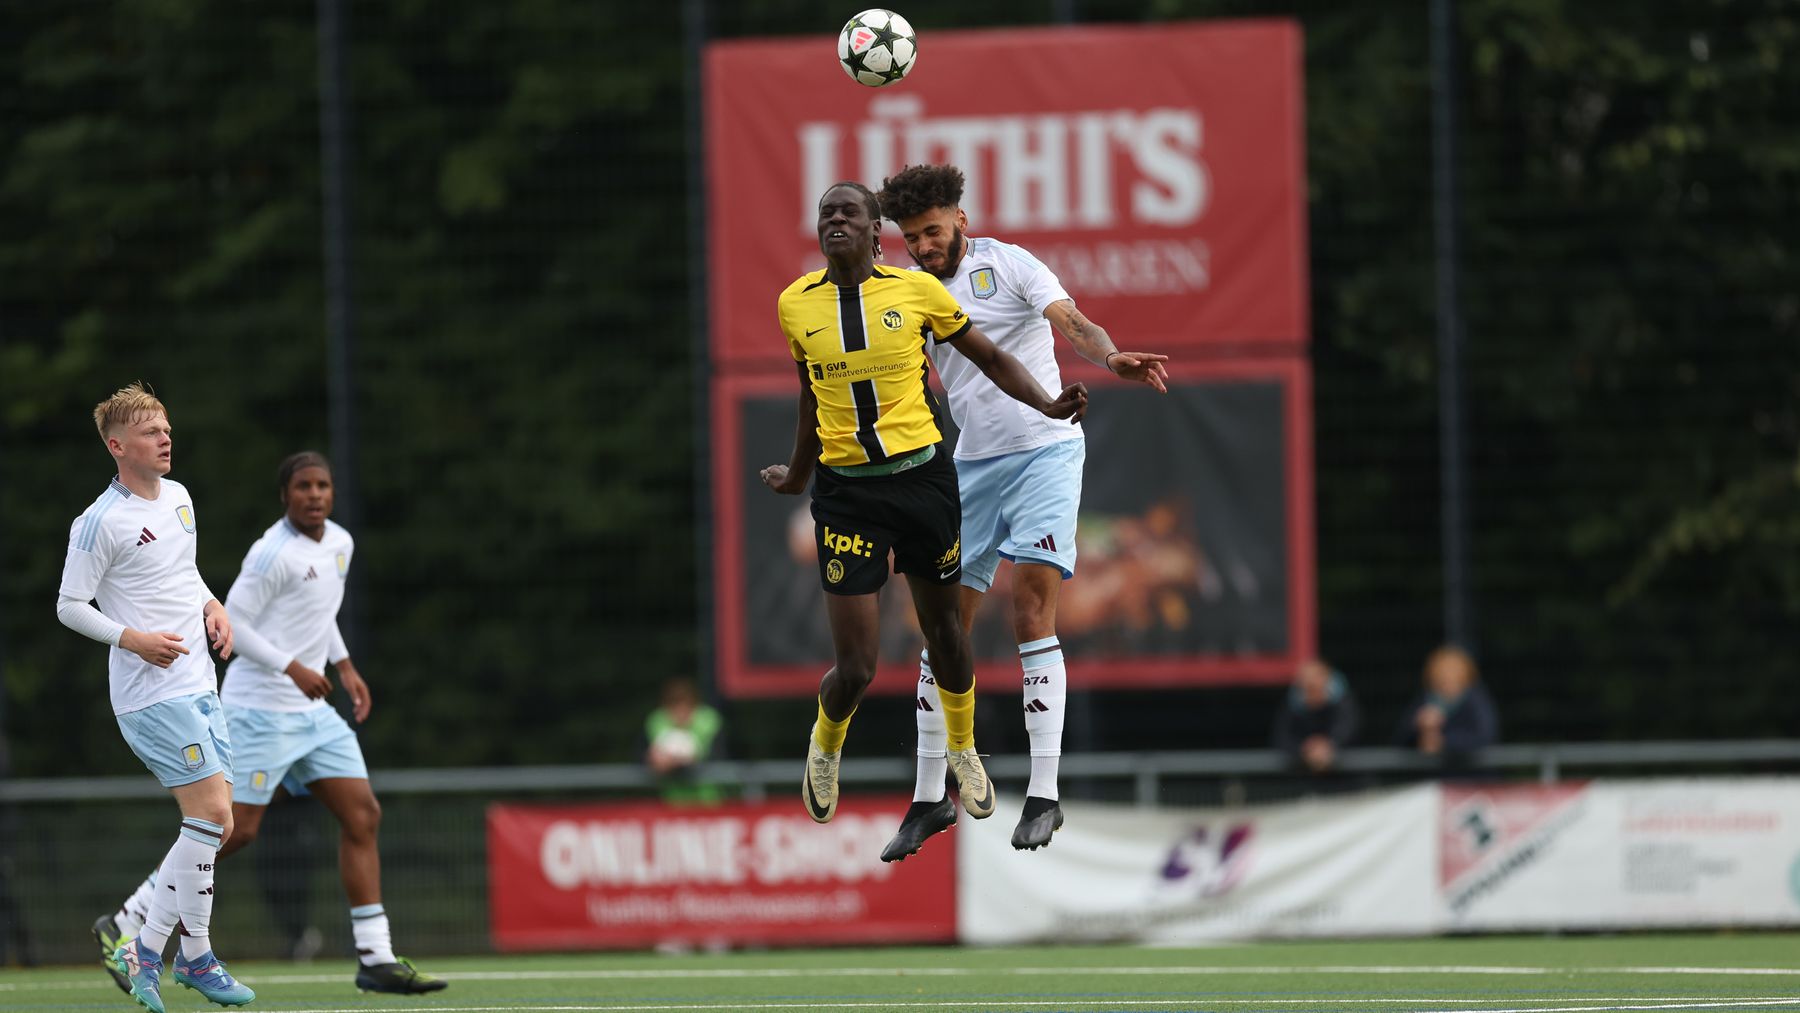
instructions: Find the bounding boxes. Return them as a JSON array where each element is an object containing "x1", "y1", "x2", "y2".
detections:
[
  {"x1": 96, "y1": 451, "x2": 445, "y2": 995},
  {"x1": 57, "y1": 382, "x2": 253, "y2": 1012}
]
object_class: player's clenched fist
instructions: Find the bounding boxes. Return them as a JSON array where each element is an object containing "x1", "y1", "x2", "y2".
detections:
[
  {"x1": 760, "y1": 464, "x2": 805, "y2": 495},
  {"x1": 1043, "y1": 382, "x2": 1089, "y2": 422}
]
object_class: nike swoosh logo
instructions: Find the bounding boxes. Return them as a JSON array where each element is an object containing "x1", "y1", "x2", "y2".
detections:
[
  {"x1": 938, "y1": 569, "x2": 958, "y2": 580},
  {"x1": 803, "y1": 778, "x2": 832, "y2": 822},
  {"x1": 972, "y1": 782, "x2": 994, "y2": 811},
  {"x1": 805, "y1": 326, "x2": 828, "y2": 337}
]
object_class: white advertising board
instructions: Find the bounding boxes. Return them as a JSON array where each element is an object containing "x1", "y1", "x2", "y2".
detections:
[
  {"x1": 959, "y1": 784, "x2": 1438, "y2": 943},
  {"x1": 1440, "y1": 778, "x2": 1800, "y2": 930}
]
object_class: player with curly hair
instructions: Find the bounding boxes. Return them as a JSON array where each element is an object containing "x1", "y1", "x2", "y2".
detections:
[{"x1": 876, "y1": 164, "x2": 1170, "y2": 859}]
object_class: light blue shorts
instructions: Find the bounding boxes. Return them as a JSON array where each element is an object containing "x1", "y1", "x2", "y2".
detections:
[
  {"x1": 116, "y1": 691, "x2": 234, "y2": 788},
  {"x1": 226, "y1": 704, "x2": 368, "y2": 805},
  {"x1": 955, "y1": 437, "x2": 1085, "y2": 592}
]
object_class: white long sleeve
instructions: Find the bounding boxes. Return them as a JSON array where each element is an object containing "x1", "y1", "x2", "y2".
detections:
[
  {"x1": 327, "y1": 621, "x2": 350, "y2": 664},
  {"x1": 227, "y1": 614, "x2": 295, "y2": 672},
  {"x1": 56, "y1": 595, "x2": 126, "y2": 647}
]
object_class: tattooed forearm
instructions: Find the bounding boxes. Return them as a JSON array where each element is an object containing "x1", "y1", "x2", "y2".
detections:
[{"x1": 1048, "y1": 299, "x2": 1116, "y2": 365}]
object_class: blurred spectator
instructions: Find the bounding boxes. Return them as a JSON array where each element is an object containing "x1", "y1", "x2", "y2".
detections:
[
  {"x1": 645, "y1": 678, "x2": 723, "y2": 805},
  {"x1": 1395, "y1": 645, "x2": 1499, "y2": 767},
  {"x1": 1271, "y1": 658, "x2": 1359, "y2": 774}
]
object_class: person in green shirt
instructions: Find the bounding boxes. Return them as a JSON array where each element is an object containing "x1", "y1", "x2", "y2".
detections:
[{"x1": 645, "y1": 677, "x2": 723, "y2": 804}]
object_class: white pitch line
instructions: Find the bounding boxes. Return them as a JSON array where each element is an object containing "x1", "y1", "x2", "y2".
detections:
[
  {"x1": 1617, "y1": 970, "x2": 1800, "y2": 978},
  {"x1": 246, "y1": 1000, "x2": 1800, "y2": 1013},
  {"x1": 236, "y1": 965, "x2": 1800, "y2": 984},
  {"x1": 7, "y1": 963, "x2": 1800, "y2": 990},
  {"x1": 1420, "y1": 1001, "x2": 1800, "y2": 1013},
  {"x1": 6, "y1": 980, "x2": 1800, "y2": 1012}
]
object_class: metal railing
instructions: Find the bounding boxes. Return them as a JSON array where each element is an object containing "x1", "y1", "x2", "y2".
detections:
[
  {"x1": 8, "y1": 739, "x2": 1800, "y2": 806},
  {"x1": 4, "y1": 739, "x2": 1799, "y2": 965}
]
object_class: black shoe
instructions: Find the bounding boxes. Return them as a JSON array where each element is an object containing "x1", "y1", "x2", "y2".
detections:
[
  {"x1": 1010, "y1": 796, "x2": 1064, "y2": 851},
  {"x1": 93, "y1": 913, "x2": 132, "y2": 994},
  {"x1": 355, "y1": 957, "x2": 447, "y2": 994},
  {"x1": 879, "y1": 796, "x2": 957, "y2": 863}
]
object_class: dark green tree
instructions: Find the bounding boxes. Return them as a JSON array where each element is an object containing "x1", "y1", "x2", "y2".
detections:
[{"x1": 4, "y1": 0, "x2": 1794, "y2": 776}]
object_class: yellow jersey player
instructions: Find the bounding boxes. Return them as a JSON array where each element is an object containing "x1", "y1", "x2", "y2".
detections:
[{"x1": 759, "y1": 181, "x2": 1087, "y2": 839}]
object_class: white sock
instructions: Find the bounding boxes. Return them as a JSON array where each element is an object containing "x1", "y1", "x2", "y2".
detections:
[
  {"x1": 352, "y1": 904, "x2": 396, "y2": 965},
  {"x1": 116, "y1": 871, "x2": 159, "y2": 939},
  {"x1": 174, "y1": 819, "x2": 224, "y2": 960},
  {"x1": 913, "y1": 650, "x2": 948, "y2": 803},
  {"x1": 1020, "y1": 637, "x2": 1066, "y2": 801},
  {"x1": 140, "y1": 818, "x2": 223, "y2": 959}
]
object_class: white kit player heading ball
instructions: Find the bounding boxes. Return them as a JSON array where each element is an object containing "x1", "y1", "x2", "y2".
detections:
[{"x1": 873, "y1": 164, "x2": 1170, "y2": 861}]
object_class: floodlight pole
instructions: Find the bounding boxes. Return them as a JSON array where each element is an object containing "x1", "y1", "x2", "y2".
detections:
[
  {"x1": 1430, "y1": 0, "x2": 1475, "y2": 652},
  {"x1": 684, "y1": 0, "x2": 716, "y2": 700},
  {"x1": 317, "y1": 0, "x2": 364, "y2": 654}
]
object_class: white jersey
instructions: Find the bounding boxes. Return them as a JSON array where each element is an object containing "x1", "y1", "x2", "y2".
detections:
[
  {"x1": 220, "y1": 517, "x2": 354, "y2": 713},
  {"x1": 59, "y1": 478, "x2": 218, "y2": 715},
  {"x1": 925, "y1": 236, "x2": 1083, "y2": 461}
]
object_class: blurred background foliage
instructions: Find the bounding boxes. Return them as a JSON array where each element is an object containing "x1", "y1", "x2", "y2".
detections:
[{"x1": 2, "y1": 0, "x2": 1794, "y2": 777}]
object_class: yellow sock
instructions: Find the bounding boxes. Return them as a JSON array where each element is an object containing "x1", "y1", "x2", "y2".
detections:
[
  {"x1": 937, "y1": 679, "x2": 976, "y2": 752},
  {"x1": 812, "y1": 698, "x2": 854, "y2": 754}
]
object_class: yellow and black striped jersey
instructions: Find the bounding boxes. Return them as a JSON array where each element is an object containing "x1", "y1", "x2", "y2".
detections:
[{"x1": 778, "y1": 266, "x2": 972, "y2": 467}]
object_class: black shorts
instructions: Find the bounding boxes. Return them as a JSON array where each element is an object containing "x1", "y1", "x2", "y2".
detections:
[{"x1": 809, "y1": 445, "x2": 961, "y2": 596}]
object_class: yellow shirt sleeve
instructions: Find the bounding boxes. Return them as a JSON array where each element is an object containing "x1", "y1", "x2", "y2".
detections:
[
  {"x1": 918, "y1": 274, "x2": 973, "y2": 344},
  {"x1": 779, "y1": 289, "x2": 806, "y2": 362}
]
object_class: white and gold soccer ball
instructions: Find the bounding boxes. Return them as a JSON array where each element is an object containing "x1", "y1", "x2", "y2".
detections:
[{"x1": 837, "y1": 9, "x2": 917, "y2": 88}]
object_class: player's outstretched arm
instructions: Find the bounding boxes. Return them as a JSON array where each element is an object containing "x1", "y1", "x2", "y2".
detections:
[
  {"x1": 761, "y1": 359, "x2": 822, "y2": 494},
  {"x1": 947, "y1": 323, "x2": 1088, "y2": 422},
  {"x1": 1044, "y1": 298, "x2": 1170, "y2": 393}
]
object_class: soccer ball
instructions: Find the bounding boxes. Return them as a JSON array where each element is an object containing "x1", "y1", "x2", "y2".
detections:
[
  {"x1": 653, "y1": 727, "x2": 699, "y2": 764},
  {"x1": 837, "y1": 9, "x2": 917, "y2": 88}
]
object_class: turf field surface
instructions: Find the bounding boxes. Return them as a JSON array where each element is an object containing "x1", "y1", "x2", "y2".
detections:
[{"x1": 5, "y1": 933, "x2": 1799, "y2": 1012}]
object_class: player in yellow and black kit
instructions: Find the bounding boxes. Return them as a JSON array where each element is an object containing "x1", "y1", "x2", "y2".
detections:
[{"x1": 760, "y1": 181, "x2": 1087, "y2": 839}]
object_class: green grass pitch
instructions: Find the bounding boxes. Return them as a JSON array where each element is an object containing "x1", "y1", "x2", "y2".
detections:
[{"x1": 5, "y1": 934, "x2": 1799, "y2": 1012}]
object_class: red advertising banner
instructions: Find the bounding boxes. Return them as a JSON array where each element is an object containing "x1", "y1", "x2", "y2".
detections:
[
  {"x1": 704, "y1": 19, "x2": 1307, "y2": 366},
  {"x1": 487, "y1": 797, "x2": 956, "y2": 951}
]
